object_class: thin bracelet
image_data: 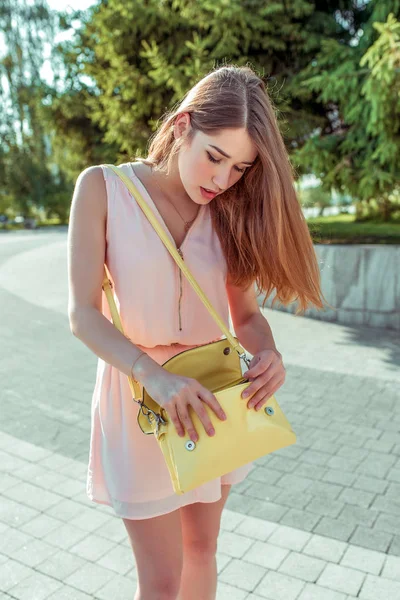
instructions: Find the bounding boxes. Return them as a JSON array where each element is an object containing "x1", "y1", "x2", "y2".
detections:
[{"x1": 130, "y1": 350, "x2": 146, "y2": 381}]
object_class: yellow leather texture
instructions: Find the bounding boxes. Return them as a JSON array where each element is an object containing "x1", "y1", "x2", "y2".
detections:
[{"x1": 158, "y1": 383, "x2": 296, "y2": 495}]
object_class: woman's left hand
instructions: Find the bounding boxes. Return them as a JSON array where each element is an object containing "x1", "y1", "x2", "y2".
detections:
[{"x1": 241, "y1": 348, "x2": 286, "y2": 411}]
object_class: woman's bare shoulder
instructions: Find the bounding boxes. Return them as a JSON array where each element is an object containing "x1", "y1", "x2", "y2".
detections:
[{"x1": 71, "y1": 165, "x2": 107, "y2": 219}]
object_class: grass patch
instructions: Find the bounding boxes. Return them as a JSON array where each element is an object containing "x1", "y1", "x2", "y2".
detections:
[{"x1": 308, "y1": 214, "x2": 400, "y2": 244}]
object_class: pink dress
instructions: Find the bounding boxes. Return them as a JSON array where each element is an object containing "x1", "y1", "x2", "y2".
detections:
[{"x1": 86, "y1": 162, "x2": 253, "y2": 520}]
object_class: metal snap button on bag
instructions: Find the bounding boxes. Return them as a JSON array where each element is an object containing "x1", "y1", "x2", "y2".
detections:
[
  {"x1": 265, "y1": 406, "x2": 275, "y2": 415},
  {"x1": 185, "y1": 441, "x2": 196, "y2": 451}
]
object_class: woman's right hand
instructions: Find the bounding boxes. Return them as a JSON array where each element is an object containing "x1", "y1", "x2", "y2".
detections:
[{"x1": 136, "y1": 359, "x2": 227, "y2": 442}]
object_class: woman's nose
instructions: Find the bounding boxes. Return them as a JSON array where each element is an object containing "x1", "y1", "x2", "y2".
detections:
[{"x1": 213, "y1": 169, "x2": 230, "y2": 191}]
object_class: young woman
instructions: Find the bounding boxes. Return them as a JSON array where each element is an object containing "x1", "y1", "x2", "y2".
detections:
[{"x1": 68, "y1": 64, "x2": 324, "y2": 600}]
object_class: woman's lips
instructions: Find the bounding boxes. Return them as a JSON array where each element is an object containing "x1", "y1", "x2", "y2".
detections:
[{"x1": 200, "y1": 186, "x2": 217, "y2": 199}]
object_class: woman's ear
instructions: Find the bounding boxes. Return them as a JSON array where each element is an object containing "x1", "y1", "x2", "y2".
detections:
[{"x1": 174, "y1": 112, "x2": 192, "y2": 140}]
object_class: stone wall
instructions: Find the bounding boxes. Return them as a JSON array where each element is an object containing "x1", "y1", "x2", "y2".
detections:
[{"x1": 257, "y1": 245, "x2": 400, "y2": 331}]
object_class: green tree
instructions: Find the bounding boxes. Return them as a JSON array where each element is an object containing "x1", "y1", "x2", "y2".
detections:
[
  {"x1": 0, "y1": 0, "x2": 57, "y2": 217},
  {"x1": 300, "y1": 186, "x2": 333, "y2": 216},
  {"x1": 49, "y1": 0, "x2": 368, "y2": 182},
  {"x1": 293, "y1": 3, "x2": 400, "y2": 221}
]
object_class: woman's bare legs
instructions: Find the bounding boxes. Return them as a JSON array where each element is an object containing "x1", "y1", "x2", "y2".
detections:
[
  {"x1": 177, "y1": 484, "x2": 231, "y2": 600},
  {"x1": 123, "y1": 509, "x2": 183, "y2": 600}
]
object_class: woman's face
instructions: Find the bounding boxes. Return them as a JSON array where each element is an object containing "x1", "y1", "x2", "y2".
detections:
[{"x1": 176, "y1": 115, "x2": 258, "y2": 205}]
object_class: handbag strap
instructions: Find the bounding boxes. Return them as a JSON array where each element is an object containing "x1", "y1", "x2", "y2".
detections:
[
  {"x1": 104, "y1": 164, "x2": 246, "y2": 353},
  {"x1": 101, "y1": 164, "x2": 247, "y2": 400}
]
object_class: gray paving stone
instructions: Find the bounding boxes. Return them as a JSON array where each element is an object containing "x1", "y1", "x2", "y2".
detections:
[
  {"x1": 322, "y1": 469, "x2": 356, "y2": 487},
  {"x1": 303, "y1": 534, "x2": 347, "y2": 563},
  {"x1": 3, "y1": 481, "x2": 62, "y2": 512},
  {"x1": 216, "y1": 582, "x2": 248, "y2": 599},
  {"x1": 36, "y1": 548, "x2": 86, "y2": 580},
  {"x1": 297, "y1": 583, "x2": 348, "y2": 599},
  {"x1": 340, "y1": 545, "x2": 385, "y2": 575},
  {"x1": 338, "y1": 504, "x2": 378, "y2": 528},
  {"x1": 220, "y1": 509, "x2": 246, "y2": 532},
  {"x1": 226, "y1": 492, "x2": 260, "y2": 514},
  {"x1": 359, "y1": 573, "x2": 400, "y2": 600},
  {"x1": 244, "y1": 481, "x2": 282, "y2": 502},
  {"x1": 97, "y1": 543, "x2": 135, "y2": 575},
  {"x1": 307, "y1": 481, "x2": 343, "y2": 500},
  {"x1": 94, "y1": 573, "x2": 137, "y2": 599},
  {"x1": 0, "y1": 527, "x2": 33, "y2": 556},
  {"x1": 0, "y1": 474, "x2": 20, "y2": 494},
  {"x1": 242, "y1": 540, "x2": 289, "y2": 570},
  {"x1": 7, "y1": 538, "x2": 56, "y2": 568},
  {"x1": 306, "y1": 496, "x2": 345, "y2": 519},
  {"x1": 268, "y1": 525, "x2": 311, "y2": 552},
  {"x1": 46, "y1": 498, "x2": 85, "y2": 521},
  {"x1": 278, "y1": 474, "x2": 314, "y2": 493},
  {"x1": 382, "y1": 555, "x2": 400, "y2": 581},
  {"x1": 248, "y1": 466, "x2": 283, "y2": 485},
  {"x1": 12, "y1": 463, "x2": 67, "y2": 491},
  {"x1": 0, "y1": 496, "x2": 39, "y2": 528},
  {"x1": 3, "y1": 439, "x2": 51, "y2": 463},
  {"x1": 247, "y1": 500, "x2": 288, "y2": 523},
  {"x1": 216, "y1": 552, "x2": 232, "y2": 574},
  {"x1": 218, "y1": 531, "x2": 254, "y2": 559},
  {"x1": 337, "y1": 487, "x2": 376, "y2": 508},
  {"x1": 337, "y1": 446, "x2": 369, "y2": 462},
  {"x1": 64, "y1": 561, "x2": 116, "y2": 594},
  {"x1": 356, "y1": 457, "x2": 395, "y2": 479},
  {"x1": 375, "y1": 512, "x2": 400, "y2": 535},
  {"x1": 280, "y1": 508, "x2": 321, "y2": 532},
  {"x1": 301, "y1": 450, "x2": 331, "y2": 467},
  {"x1": 55, "y1": 477, "x2": 85, "y2": 498},
  {"x1": 295, "y1": 463, "x2": 327, "y2": 481},
  {"x1": 69, "y1": 533, "x2": 116, "y2": 562},
  {"x1": 0, "y1": 559, "x2": 32, "y2": 592},
  {"x1": 386, "y1": 481, "x2": 400, "y2": 498},
  {"x1": 219, "y1": 558, "x2": 266, "y2": 592},
  {"x1": 274, "y1": 489, "x2": 314, "y2": 511},
  {"x1": 313, "y1": 517, "x2": 356, "y2": 542},
  {"x1": 279, "y1": 551, "x2": 326, "y2": 582},
  {"x1": 327, "y1": 455, "x2": 362, "y2": 473},
  {"x1": 388, "y1": 535, "x2": 400, "y2": 556},
  {"x1": 317, "y1": 563, "x2": 365, "y2": 596},
  {"x1": 388, "y1": 468, "x2": 400, "y2": 483},
  {"x1": 69, "y1": 508, "x2": 114, "y2": 533},
  {"x1": 19, "y1": 513, "x2": 63, "y2": 539},
  {"x1": 46, "y1": 587, "x2": 93, "y2": 600},
  {"x1": 260, "y1": 455, "x2": 298, "y2": 473},
  {"x1": 7, "y1": 570, "x2": 62, "y2": 600},
  {"x1": 353, "y1": 475, "x2": 389, "y2": 494},
  {"x1": 43, "y1": 522, "x2": 88, "y2": 551},
  {"x1": 254, "y1": 570, "x2": 306, "y2": 599},
  {"x1": 371, "y1": 494, "x2": 400, "y2": 516},
  {"x1": 349, "y1": 525, "x2": 392, "y2": 553},
  {"x1": 234, "y1": 515, "x2": 277, "y2": 541},
  {"x1": 336, "y1": 434, "x2": 366, "y2": 449},
  {"x1": 92, "y1": 517, "x2": 127, "y2": 543},
  {"x1": 364, "y1": 438, "x2": 395, "y2": 453}
]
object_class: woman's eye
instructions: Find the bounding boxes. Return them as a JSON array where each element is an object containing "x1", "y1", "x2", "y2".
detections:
[
  {"x1": 207, "y1": 152, "x2": 220, "y2": 164},
  {"x1": 206, "y1": 151, "x2": 246, "y2": 174}
]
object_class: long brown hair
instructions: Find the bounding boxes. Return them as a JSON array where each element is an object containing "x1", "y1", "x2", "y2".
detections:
[{"x1": 135, "y1": 65, "x2": 326, "y2": 314}]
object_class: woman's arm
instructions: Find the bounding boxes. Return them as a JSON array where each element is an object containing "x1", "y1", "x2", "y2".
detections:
[
  {"x1": 67, "y1": 166, "x2": 159, "y2": 382},
  {"x1": 226, "y1": 279, "x2": 281, "y2": 359}
]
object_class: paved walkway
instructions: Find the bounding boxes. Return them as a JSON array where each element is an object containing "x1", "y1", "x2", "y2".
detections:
[{"x1": 0, "y1": 230, "x2": 399, "y2": 599}]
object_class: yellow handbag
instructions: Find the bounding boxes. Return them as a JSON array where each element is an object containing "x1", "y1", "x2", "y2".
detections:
[{"x1": 102, "y1": 164, "x2": 296, "y2": 495}]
